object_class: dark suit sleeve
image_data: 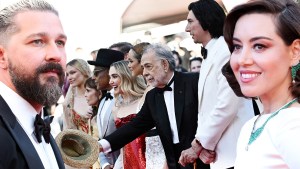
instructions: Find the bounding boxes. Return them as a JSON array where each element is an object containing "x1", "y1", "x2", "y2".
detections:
[
  {"x1": 104, "y1": 92, "x2": 155, "y2": 151},
  {"x1": 190, "y1": 72, "x2": 200, "y2": 92},
  {"x1": 184, "y1": 72, "x2": 199, "y2": 99},
  {"x1": 0, "y1": 124, "x2": 27, "y2": 169}
]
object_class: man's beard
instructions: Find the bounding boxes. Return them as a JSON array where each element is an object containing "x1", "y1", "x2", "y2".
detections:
[{"x1": 9, "y1": 61, "x2": 65, "y2": 106}]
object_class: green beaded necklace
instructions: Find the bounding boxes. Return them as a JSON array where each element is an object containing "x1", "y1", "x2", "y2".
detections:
[{"x1": 246, "y1": 98, "x2": 298, "y2": 151}]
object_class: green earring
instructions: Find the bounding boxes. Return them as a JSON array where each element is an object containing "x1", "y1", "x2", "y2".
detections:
[{"x1": 291, "y1": 62, "x2": 300, "y2": 83}]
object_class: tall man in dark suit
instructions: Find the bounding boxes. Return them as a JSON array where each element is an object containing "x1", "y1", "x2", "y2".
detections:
[
  {"x1": 98, "y1": 44, "x2": 210, "y2": 169},
  {"x1": 0, "y1": 0, "x2": 66, "y2": 168}
]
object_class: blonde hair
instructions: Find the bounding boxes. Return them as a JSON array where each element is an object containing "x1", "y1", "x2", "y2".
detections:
[
  {"x1": 67, "y1": 59, "x2": 91, "y2": 78},
  {"x1": 65, "y1": 59, "x2": 91, "y2": 109},
  {"x1": 110, "y1": 60, "x2": 146, "y2": 104}
]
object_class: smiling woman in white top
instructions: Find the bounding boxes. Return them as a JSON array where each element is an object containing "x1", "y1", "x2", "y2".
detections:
[{"x1": 223, "y1": 0, "x2": 300, "y2": 168}]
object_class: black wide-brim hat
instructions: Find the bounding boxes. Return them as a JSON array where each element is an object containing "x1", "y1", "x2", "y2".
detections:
[{"x1": 87, "y1": 48, "x2": 124, "y2": 67}]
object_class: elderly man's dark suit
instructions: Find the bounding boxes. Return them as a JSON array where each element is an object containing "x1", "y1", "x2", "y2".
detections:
[
  {"x1": 105, "y1": 71, "x2": 210, "y2": 169},
  {"x1": 0, "y1": 95, "x2": 65, "y2": 169}
]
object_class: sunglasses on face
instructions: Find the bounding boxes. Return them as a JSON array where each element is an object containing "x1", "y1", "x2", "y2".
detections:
[{"x1": 93, "y1": 69, "x2": 107, "y2": 77}]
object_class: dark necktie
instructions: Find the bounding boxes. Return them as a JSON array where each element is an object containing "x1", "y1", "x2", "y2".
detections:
[
  {"x1": 157, "y1": 76, "x2": 175, "y2": 93},
  {"x1": 105, "y1": 92, "x2": 113, "y2": 101},
  {"x1": 34, "y1": 114, "x2": 53, "y2": 143},
  {"x1": 201, "y1": 46, "x2": 208, "y2": 59}
]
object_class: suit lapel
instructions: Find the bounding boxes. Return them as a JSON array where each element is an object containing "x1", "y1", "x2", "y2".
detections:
[
  {"x1": 50, "y1": 136, "x2": 65, "y2": 169},
  {"x1": 0, "y1": 96, "x2": 44, "y2": 169},
  {"x1": 173, "y1": 72, "x2": 184, "y2": 131},
  {"x1": 97, "y1": 99, "x2": 105, "y2": 138},
  {"x1": 102, "y1": 99, "x2": 114, "y2": 137},
  {"x1": 199, "y1": 38, "x2": 223, "y2": 106},
  {"x1": 198, "y1": 63, "x2": 212, "y2": 106}
]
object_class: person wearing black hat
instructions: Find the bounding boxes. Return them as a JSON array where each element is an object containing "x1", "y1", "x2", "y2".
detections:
[
  {"x1": 87, "y1": 48, "x2": 124, "y2": 169},
  {"x1": 109, "y1": 42, "x2": 133, "y2": 60}
]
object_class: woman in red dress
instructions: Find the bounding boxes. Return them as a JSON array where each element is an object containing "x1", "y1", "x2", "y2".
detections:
[{"x1": 109, "y1": 60, "x2": 147, "y2": 169}]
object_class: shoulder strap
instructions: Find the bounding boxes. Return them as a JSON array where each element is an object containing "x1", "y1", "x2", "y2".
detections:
[{"x1": 252, "y1": 98, "x2": 260, "y2": 116}]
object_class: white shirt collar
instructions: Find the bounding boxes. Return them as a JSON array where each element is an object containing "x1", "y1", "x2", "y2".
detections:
[
  {"x1": 205, "y1": 38, "x2": 218, "y2": 51},
  {"x1": 108, "y1": 88, "x2": 114, "y2": 95},
  {"x1": 0, "y1": 82, "x2": 38, "y2": 135},
  {"x1": 167, "y1": 73, "x2": 175, "y2": 87}
]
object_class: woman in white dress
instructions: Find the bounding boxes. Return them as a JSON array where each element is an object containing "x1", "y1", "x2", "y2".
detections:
[
  {"x1": 128, "y1": 42, "x2": 168, "y2": 169},
  {"x1": 223, "y1": 0, "x2": 300, "y2": 168}
]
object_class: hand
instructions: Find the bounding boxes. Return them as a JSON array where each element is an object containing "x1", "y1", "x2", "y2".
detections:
[
  {"x1": 82, "y1": 107, "x2": 93, "y2": 119},
  {"x1": 191, "y1": 138, "x2": 203, "y2": 155},
  {"x1": 199, "y1": 148, "x2": 216, "y2": 164},
  {"x1": 178, "y1": 147, "x2": 198, "y2": 167},
  {"x1": 99, "y1": 144, "x2": 103, "y2": 153},
  {"x1": 103, "y1": 165, "x2": 113, "y2": 169}
]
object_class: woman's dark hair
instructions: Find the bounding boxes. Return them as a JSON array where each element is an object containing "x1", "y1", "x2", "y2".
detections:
[
  {"x1": 172, "y1": 50, "x2": 182, "y2": 64},
  {"x1": 188, "y1": 0, "x2": 226, "y2": 38},
  {"x1": 223, "y1": 0, "x2": 300, "y2": 99},
  {"x1": 131, "y1": 42, "x2": 150, "y2": 63},
  {"x1": 109, "y1": 42, "x2": 133, "y2": 54},
  {"x1": 84, "y1": 77, "x2": 97, "y2": 89},
  {"x1": 84, "y1": 77, "x2": 102, "y2": 116},
  {"x1": 189, "y1": 57, "x2": 203, "y2": 67}
]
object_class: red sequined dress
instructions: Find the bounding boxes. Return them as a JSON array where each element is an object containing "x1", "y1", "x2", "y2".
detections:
[{"x1": 115, "y1": 114, "x2": 146, "y2": 169}]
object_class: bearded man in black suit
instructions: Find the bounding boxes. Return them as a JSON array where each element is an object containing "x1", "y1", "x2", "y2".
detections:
[
  {"x1": 98, "y1": 44, "x2": 210, "y2": 169},
  {"x1": 0, "y1": 0, "x2": 66, "y2": 168}
]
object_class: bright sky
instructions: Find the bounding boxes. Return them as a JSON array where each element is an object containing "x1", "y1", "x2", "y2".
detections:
[
  {"x1": 0, "y1": 0, "x2": 132, "y2": 61},
  {"x1": 50, "y1": 0, "x2": 132, "y2": 61},
  {"x1": 0, "y1": 0, "x2": 246, "y2": 62}
]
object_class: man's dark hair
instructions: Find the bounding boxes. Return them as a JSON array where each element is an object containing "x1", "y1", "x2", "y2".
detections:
[
  {"x1": 188, "y1": 0, "x2": 226, "y2": 38},
  {"x1": 109, "y1": 42, "x2": 133, "y2": 54}
]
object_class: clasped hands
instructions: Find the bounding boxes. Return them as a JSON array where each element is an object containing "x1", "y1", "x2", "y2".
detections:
[{"x1": 178, "y1": 139, "x2": 216, "y2": 166}]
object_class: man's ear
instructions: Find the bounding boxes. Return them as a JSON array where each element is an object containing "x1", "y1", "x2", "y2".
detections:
[
  {"x1": 162, "y1": 59, "x2": 169, "y2": 72},
  {"x1": 0, "y1": 45, "x2": 8, "y2": 69},
  {"x1": 290, "y1": 39, "x2": 300, "y2": 66}
]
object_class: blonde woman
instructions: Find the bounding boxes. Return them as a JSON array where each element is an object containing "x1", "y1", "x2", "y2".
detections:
[
  {"x1": 109, "y1": 60, "x2": 147, "y2": 169},
  {"x1": 63, "y1": 59, "x2": 95, "y2": 169}
]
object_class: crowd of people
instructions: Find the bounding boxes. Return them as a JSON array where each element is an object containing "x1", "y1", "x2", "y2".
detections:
[{"x1": 1, "y1": 0, "x2": 300, "y2": 169}]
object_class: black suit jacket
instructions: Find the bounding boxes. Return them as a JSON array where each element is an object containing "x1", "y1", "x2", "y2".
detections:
[
  {"x1": 105, "y1": 72, "x2": 209, "y2": 169},
  {"x1": 0, "y1": 95, "x2": 65, "y2": 169}
]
